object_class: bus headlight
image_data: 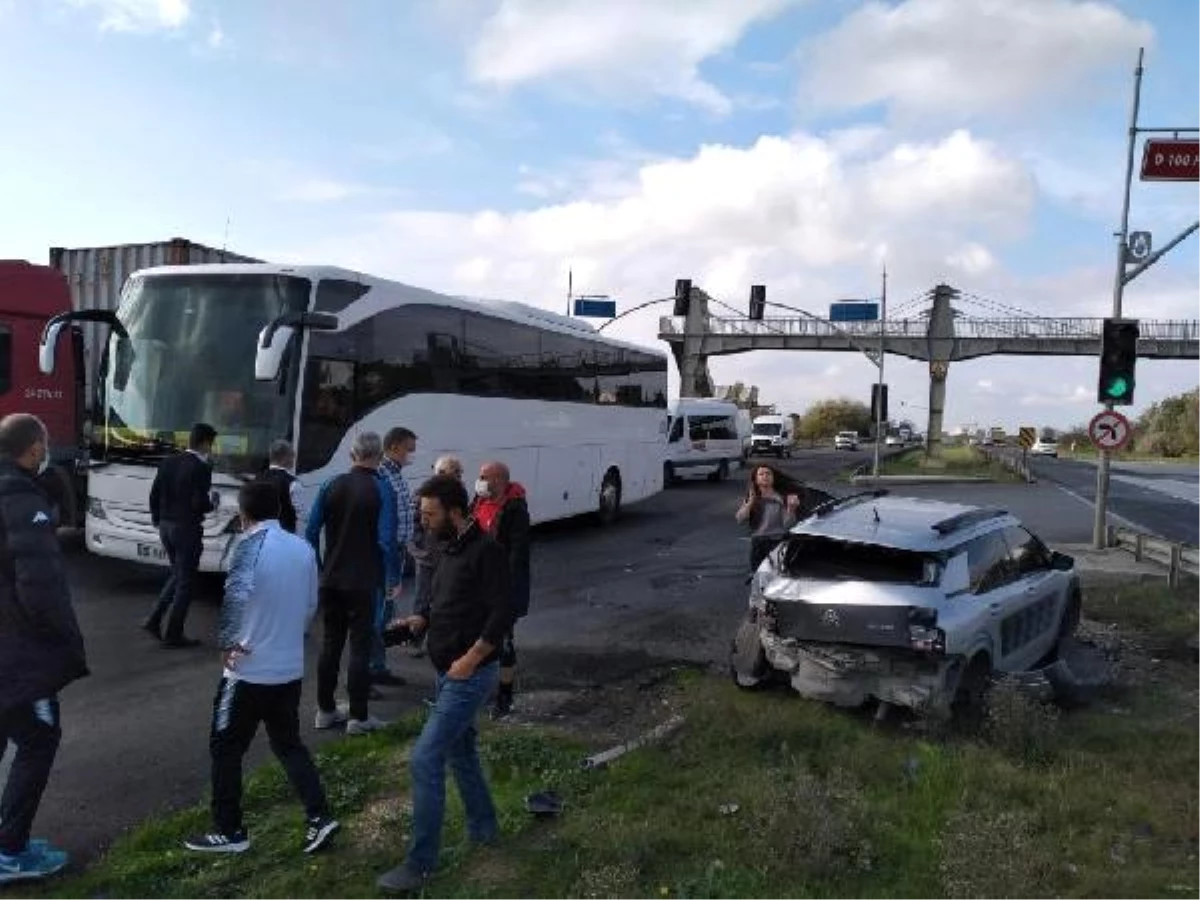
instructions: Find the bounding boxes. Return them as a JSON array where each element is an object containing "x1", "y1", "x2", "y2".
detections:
[{"x1": 86, "y1": 497, "x2": 107, "y2": 520}]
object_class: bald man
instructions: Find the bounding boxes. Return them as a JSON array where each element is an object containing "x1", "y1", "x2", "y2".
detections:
[{"x1": 469, "y1": 462, "x2": 530, "y2": 719}]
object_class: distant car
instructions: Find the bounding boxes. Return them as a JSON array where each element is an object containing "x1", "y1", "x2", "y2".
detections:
[
  {"x1": 884, "y1": 434, "x2": 904, "y2": 447},
  {"x1": 1030, "y1": 438, "x2": 1058, "y2": 458},
  {"x1": 729, "y1": 492, "x2": 1081, "y2": 719}
]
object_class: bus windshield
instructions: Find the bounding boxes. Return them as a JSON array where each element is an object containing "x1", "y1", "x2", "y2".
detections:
[{"x1": 94, "y1": 273, "x2": 310, "y2": 474}]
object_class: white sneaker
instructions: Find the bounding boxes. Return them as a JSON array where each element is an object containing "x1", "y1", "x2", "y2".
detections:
[
  {"x1": 314, "y1": 706, "x2": 348, "y2": 730},
  {"x1": 345, "y1": 716, "x2": 388, "y2": 736}
]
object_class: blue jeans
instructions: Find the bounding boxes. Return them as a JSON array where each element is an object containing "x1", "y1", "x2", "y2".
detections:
[
  {"x1": 369, "y1": 588, "x2": 394, "y2": 674},
  {"x1": 405, "y1": 662, "x2": 500, "y2": 875}
]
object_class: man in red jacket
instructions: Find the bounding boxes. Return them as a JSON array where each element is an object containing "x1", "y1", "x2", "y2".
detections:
[{"x1": 470, "y1": 461, "x2": 530, "y2": 719}]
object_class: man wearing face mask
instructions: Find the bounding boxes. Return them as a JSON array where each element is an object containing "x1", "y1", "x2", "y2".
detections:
[
  {"x1": 0, "y1": 413, "x2": 87, "y2": 883},
  {"x1": 469, "y1": 461, "x2": 530, "y2": 719},
  {"x1": 144, "y1": 422, "x2": 220, "y2": 648}
]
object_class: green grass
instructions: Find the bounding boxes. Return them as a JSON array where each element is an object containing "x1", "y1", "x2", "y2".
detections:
[
  {"x1": 878, "y1": 446, "x2": 1022, "y2": 481},
  {"x1": 39, "y1": 586, "x2": 1198, "y2": 899},
  {"x1": 1081, "y1": 581, "x2": 1199, "y2": 660}
]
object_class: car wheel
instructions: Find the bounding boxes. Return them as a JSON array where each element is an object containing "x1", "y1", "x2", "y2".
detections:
[{"x1": 730, "y1": 614, "x2": 770, "y2": 690}]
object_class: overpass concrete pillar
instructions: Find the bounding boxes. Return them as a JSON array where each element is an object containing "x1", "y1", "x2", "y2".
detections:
[
  {"x1": 677, "y1": 285, "x2": 714, "y2": 397},
  {"x1": 924, "y1": 284, "x2": 958, "y2": 459}
]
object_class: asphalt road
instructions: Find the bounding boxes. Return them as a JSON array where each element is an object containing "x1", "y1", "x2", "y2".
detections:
[
  {"x1": 1024, "y1": 456, "x2": 1199, "y2": 545},
  {"x1": 8, "y1": 449, "x2": 849, "y2": 870}
]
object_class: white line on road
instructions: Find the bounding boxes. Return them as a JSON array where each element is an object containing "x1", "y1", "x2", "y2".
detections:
[
  {"x1": 1110, "y1": 473, "x2": 1200, "y2": 505},
  {"x1": 1054, "y1": 484, "x2": 1160, "y2": 538}
]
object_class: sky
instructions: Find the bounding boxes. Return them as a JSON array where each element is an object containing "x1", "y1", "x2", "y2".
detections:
[{"x1": 1, "y1": 0, "x2": 1197, "y2": 433}]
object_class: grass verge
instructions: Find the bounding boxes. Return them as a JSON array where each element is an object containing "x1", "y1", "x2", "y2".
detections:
[
  {"x1": 1081, "y1": 580, "x2": 1199, "y2": 661},
  {"x1": 879, "y1": 446, "x2": 1022, "y2": 481},
  {"x1": 36, "y1": 587, "x2": 1198, "y2": 899}
]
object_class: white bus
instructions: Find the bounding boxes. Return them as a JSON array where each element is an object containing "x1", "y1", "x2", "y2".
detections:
[{"x1": 39, "y1": 264, "x2": 669, "y2": 572}]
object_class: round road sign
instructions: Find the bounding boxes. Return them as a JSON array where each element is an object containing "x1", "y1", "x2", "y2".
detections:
[{"x1": 1088, "y1": 409, "x2": 1132, "y2": 452}]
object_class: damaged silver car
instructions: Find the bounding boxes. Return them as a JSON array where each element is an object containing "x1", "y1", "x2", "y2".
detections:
[{"x1": 729, "y1": 491, "x2": 1081, "y2": 718}]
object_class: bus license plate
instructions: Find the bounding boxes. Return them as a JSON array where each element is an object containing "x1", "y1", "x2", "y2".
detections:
[{"x1": 137, "y1": 543, "x2": 166, "y2": 561}]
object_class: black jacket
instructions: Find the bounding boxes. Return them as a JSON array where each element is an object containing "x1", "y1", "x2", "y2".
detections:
[
  {"x1": 0, "y1": 462, "x2": 88, "y2": 713},
  {"x1": 470, "y1": 487, "x2": 532, "y2": 618},
  {"x1": 418, "y1": 520, "x2": 514, "y2": 674},
  {"x1": 149, "y1": 450, "x2": 215, "y2": 528},
  {"x1": 258, "y1": 466, "x2": 298, "y2": 533}
]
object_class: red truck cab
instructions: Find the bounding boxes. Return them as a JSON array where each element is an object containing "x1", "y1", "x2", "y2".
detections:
[{"x1": 0, "y1": 260, "x2": 85, "y2": 525}]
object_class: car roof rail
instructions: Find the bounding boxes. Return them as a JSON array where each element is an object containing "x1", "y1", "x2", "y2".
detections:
[
  {"x1": 931, "y1": 507, "x2": 1008, "y2": 536},
  {"x1": 809, "y1": 489, "x2": 889, "y2": 518}
]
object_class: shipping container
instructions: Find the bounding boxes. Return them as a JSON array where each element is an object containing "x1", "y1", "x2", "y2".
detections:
[{"x1": 48, "y1": 237, "x2": 262, "y2": 419}]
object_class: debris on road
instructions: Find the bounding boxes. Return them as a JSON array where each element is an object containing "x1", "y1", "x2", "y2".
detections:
[{"x1": 580, "y1": 714, "x2": 686, "y2": 770}]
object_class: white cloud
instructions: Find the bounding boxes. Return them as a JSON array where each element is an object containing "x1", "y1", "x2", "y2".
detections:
[
  {"x1": 461, "y1": 0, "x2": 800, "y2": 114},
  {"x1": 287, "y1": 127, "x2": 1062, "y2": 421},
  {"x1": 277, "y1": 179, "x2": 375, "y2": 203},
  {"x1": 64, "y1": 0, "x2": 189, "y2": 32},
  {"x1": 799, "y1": 0, "x2": 1153, "y2": 121}
]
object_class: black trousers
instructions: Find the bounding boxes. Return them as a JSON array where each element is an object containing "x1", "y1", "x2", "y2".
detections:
[
  {"x1": 209, "y1": 678, "x2": 328, "y2": 836},
  {"x1": 150, "y1": 521, "x2": 203, "y2": 640},
  {"x1": 316, "y1": 588, "x2": 374, "y2": 722},
  {"x1": 0, "y1": 698, "x2": 61, "y2": 855}
]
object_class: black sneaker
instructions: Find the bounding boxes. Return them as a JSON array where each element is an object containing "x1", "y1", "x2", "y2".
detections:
[
  {"x1": 183, "y1": 830, "x2": 249, "y2": 853},
  {"x1": 490, "y1": 693, "x2": 514, "y2": 721},
  {"x1": 302, "y1": 817, "x2": 339, "y2": 854}
]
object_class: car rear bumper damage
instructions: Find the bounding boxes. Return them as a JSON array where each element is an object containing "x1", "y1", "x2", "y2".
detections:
[{"x1": 760, "y1": 633, "x2": 958, "y2": 716}]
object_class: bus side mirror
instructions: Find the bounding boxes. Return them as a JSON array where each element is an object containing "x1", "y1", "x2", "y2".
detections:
[
  {"x1": 256, "y1": 312, "x2": 339, "y2": 382},
  {"x1": 256, "y1": 325, "x2": 296, "y2": 382},
  {"x1": 39, "y1": 321, "x2": 65, "y2": 375}
]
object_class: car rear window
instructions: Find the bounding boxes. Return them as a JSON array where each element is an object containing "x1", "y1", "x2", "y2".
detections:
[{"x1": 778, "y1": 535, "x2": 938, "y2": 585}]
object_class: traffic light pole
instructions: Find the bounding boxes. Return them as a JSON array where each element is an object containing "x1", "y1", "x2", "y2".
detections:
[{"x1": 1093, "y1": 47, "x2": 1144, "y2": 550}]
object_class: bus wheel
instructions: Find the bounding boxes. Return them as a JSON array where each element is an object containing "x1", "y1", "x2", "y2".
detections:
[{"x1": 597, "y1": 471, "x2": 622, "y2": 526}]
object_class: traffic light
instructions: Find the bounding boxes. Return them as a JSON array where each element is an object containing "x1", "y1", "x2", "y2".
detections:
[
  {"x1": 1097, "y1": 318, "x2": 1139, "y2": 405},
  {"x1": 673, "y1": 279, "x2": 692, "y2": 316},
  {"x1": 749, "y1": 285, "x2": 765, "y2": 321},
  {"x1": 871, "y1": 383, "x2": 888, "y2": 424}
]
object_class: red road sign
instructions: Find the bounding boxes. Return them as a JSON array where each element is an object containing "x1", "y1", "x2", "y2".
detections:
[
  {"x1": 1088, "y1": 409, "x2": 1133, "y2": 452},
  {"x1": 1140, "y1": 138, "x2": 1200, "y2": 182}
]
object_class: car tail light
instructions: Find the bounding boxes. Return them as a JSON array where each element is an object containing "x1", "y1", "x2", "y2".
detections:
[{"x1": 908, "y1": 607, "x2": 945, "y2": 653}]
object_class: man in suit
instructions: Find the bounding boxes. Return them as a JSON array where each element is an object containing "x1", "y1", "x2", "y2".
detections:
[
  {"x1": 142, "y1": 423, "x2": 219, "y2": 648},
  {"x1": 257, "y1": 440, "x2": 302, "y2": 534}
]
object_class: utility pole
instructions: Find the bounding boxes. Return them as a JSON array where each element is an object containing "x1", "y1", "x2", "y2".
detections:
[
  {"x1": 872, "y1": 265, "x2": 887, "y2": 479},
  {"x1": 565, "y1": 268, "x2": 574, "y2": 317},
  {"x1": 1093, "y1": 47, "x2": 1144, "y2": 549}
]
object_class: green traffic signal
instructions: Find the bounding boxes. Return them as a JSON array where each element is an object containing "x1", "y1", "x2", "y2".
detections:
[{"x1": 1103, "y1": 376, "x2": 1130, "y2": 399}]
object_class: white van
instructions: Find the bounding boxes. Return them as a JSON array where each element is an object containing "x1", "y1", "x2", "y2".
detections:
[
  {"x1": 749, "y1": 414, "x2": 794, "y2": 458},
  {"x1": 665, "y1": 399, "x2": 743, "y2": 484}
]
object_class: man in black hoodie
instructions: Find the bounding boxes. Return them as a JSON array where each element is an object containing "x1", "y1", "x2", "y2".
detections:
[
  {"x1": 0, "y1": 414, "x2": 87, "y2": 883},
  {"x1": 377, "y1": 474, "x2": 513, "y2": 894}
]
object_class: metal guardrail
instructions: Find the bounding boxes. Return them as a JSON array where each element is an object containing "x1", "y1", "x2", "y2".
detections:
[
  {"x1": 976, "y1": 445, "x2": 1035, "y2": 483},
  {"x1": 1106, "y1": 525, "x2": 1199, "y2": 587}
]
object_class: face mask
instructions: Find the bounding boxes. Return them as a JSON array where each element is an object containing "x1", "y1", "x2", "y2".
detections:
[{"x1": 474, "y1": 479, "x2": 491, "y2": 498}]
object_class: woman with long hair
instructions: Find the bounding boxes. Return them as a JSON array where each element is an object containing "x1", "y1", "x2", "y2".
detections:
[{"x1": 736, "y1": 464, "x2": 802, "y2": 572}]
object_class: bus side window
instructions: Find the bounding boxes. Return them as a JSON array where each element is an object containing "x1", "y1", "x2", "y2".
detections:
[{"x1": 297, "y1": 355, "x2": 357, "y2": 473}]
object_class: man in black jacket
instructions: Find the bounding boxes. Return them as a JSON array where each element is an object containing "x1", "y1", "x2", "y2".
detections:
[
  {"x1": 377, "y1": 475, "x2": 513, "y2": 895},
  {"x1": 0, "y1": 414, "x2": 87, "y2": 883},
  {"x1": 469, "y1": 461, "x2": 531, "y2": 718},
  {"x1": 144, "y1": 423, "x2": 219, "y2": 647},
  {"x1": 257, "y1": 439, "x2": 302, "y2": 534}
]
